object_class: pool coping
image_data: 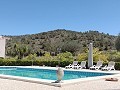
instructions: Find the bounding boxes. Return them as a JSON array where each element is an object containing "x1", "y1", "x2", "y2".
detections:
[{"x1": 0, "y1": 66, "x2": 119, "y2": 87}]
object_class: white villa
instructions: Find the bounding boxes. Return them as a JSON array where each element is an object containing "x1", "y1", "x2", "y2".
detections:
[{"x1": 0, "y1": 36, "x2": 6, "y2": 58}]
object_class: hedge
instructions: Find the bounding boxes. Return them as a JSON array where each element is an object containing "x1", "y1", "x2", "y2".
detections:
[
  {"x1": 0, "y1": 60, "x2": 120, "y2": 70},
  {"x1": 0, "y1": 60, "x2": 72, "y2": 67}
]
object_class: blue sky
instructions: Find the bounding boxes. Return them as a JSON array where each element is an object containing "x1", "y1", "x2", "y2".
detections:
[{"x1": 0, "y1": 0, "x2": 120, "y2": 35}]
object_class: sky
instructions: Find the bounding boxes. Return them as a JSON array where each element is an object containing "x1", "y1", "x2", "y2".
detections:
[{"x1": 0, "y1": 0, "x2": 120, "y2": 36}]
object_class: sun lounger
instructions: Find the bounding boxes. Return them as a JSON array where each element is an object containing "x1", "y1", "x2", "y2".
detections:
[
  {"x1": 73, "y1": 61, "x2": 86, "y2": 69},
  {"x1": 65, "y1": 61, "x2": 78, "y2": 69},
  {"x1": 90, "y1": 61, "x2": 103, "y2": 70},
  {"x1": 102, "y1": 61, "x2": 115, "y2": 71}
]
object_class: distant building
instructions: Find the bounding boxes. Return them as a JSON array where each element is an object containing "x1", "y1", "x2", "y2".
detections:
[{"x1": 0, "y1": 36, "x2": 7, "y2": 58}]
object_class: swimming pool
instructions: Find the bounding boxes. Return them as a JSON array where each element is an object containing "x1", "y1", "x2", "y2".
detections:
[{"x1": 0, "y1": 67, "x2": 113, "y2": 80}]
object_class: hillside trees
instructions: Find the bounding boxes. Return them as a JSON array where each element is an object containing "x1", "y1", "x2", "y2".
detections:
[
  {"x1": 61, "y1": 41, "x2": 82, "y2": 55},
  {"x1": 5, "y1": 29, "x2": 117, "y2": 57},
  {"x1": 7, "y1": 43, "x2": 29, "y2": 59},
  {"x1": 115, "y1": 33, "x2": 120, "y2": 51}
]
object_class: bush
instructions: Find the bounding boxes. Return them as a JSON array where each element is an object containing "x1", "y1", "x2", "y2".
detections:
[
  {"x1": 108, "y1": 51, "x2": 120, "y2": 62},
  {"x1": 57, "y1": 52, "x2": 74, "y2": 61},
  {"x1": 60, "y1": 60, "x2": 73, "y2": 67},
  {"x1": 115, "y1": 62, "x2": 120, "y2": 70},
  {"x1": 15, "y1": 60, "x2": 32, "y2": 66},
  {"x1": 0, "y1": 59, "x2": 72, "y2": 67},
  {"x1": 0, "y1": 60, "x2": 16, "y2": 66},
  {"x1": 0, "y1": 59, "x2": 120, "y2": 70},
  {"x1": 77, "y1": 53, "x2": 87, "y2": 61}
]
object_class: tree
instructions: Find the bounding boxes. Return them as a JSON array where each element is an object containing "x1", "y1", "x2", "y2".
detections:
[
  {"x1": 13, "y1": 44, "x2": 28, "y2": 59},
  {"x1": 61, "y1": 41, "x2": 82, "y2": 55},
  {"x1": 6, "y1": 29, "x2": 117, "y2": 57},
  {"x1": 115, "y1": 33, "x2": 120, "y2": 51}
]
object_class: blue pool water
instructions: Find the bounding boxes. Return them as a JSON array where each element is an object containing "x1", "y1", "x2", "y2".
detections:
[{"x1": 0, "y1": 67, "x2": 112, "y2": 80}]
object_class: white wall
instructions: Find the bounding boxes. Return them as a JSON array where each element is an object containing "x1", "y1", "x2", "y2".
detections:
[{"x1": 0, "y1": 36, "x2": 6, "y2": 58}]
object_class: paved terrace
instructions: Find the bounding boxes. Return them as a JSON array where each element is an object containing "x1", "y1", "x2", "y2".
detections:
[{"x1": 0, "y1": 75, "x2": 120, "y2": 90}]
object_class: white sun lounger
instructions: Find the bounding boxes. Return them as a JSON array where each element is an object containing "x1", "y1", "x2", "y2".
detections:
[
  {"x1": 65, "y1": 61, "x2": 78, "y2": 69},
  {"x1": 73, "y1": 61, "x2": 86, "y2": 69},
  {"x1": 102, "y1": 61, "x2": 115, "y2": 71},
  {"x1": 90, "y1": 61, "x2": 103, "y2": 70}
]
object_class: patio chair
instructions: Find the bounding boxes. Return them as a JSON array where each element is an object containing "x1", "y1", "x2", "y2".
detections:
[
  {"x1": 90, "y1": 61, "x2": 103, "y2": 70},
  {"x1": 102, "y1": 61, "x2": 115, "y2": 71},
  {"x1": 65, "y1": 61, "x2": 78, "y2": 69},
  {"x1": 73, "y1": 61, "x2": 86, "y2": 69}
]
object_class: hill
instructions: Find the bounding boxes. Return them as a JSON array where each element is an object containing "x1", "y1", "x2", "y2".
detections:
[{"x1": 6, "y1": 29, "x2": 117, "y2": 57}]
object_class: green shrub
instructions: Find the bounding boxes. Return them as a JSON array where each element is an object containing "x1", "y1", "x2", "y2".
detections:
[
  {"x1": 57, "y1": 52, "x2": 74, "y2": 61},
  {"x1": 114, "y1": 62, "x2": 120, "y2": 70},
  {"x1": 60, "y1": 60, "x2": 73, "y2": 67},
  {"x1": 0, "y1": 59, "x2": 120, "y2": 70},
  {"x1": 76, "y1": 53, "x2": 87, "y2": 61},
  {"x1": 15, "y1": 60, "x2": 32, "y2": 66},
  {"x1": 0, "y1": 60, "x2": 16, "y2": 66},
  {"x1": 108, "y1": 51, "x2": 120, "y2": 62}
]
